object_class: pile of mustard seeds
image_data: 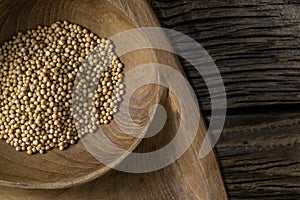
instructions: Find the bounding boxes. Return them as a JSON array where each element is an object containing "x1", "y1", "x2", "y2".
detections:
[{"x1": 0, "y1": 21, "x2": 125, "y2": 154}]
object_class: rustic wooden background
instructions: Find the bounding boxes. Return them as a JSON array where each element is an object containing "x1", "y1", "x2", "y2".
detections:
[{"x1": 148, "y1": 0, "x2": 300, "y2": 199}]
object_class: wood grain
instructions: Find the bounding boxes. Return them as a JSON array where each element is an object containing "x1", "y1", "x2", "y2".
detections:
[
  {"x1": 218, "y1": 111, "x2": 300, "y2": 199},
  {"x1": 0, "y1": 0, "x2": 227, "y2": 199},
  {"x1": 148, "y1": 0, "x2": 300, "y2": 111},
  {"x1": 147, "y1": 0, "x2": 300, "y2": 199}
]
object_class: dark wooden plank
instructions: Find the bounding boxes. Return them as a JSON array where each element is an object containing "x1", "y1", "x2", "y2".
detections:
[
  {"x1": 147, "y1": 0, "x2": 300, "y2": 199},
  {"x1": 148, "y1": 0, "x2": 300, "y2": 111},
  {"x1": 216, "y1": 110, "x2": 300, "y2": 199}
]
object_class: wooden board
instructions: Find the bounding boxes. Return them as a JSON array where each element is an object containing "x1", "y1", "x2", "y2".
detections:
[
  {"x1": 148, "y1": 0, "x2": 300, "y2": 111},
  {"x1": 217, "y1": 111, "x2": 300, "y2": 199},
  {"x1": 147, "y1": 0, "x2": 300, "y2": 198}
]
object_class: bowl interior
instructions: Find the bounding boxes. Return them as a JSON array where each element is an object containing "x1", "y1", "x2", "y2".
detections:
[{"x1": 0, "y1": 0, "x2": 160, "y2": 188}]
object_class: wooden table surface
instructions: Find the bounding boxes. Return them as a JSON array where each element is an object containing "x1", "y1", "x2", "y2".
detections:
[{"x1": 147, "y1": 0, "x2": 300, "y2": 199}]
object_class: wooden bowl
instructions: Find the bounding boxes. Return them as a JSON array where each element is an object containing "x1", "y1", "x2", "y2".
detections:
[{"x1": 0, "y1": 0, "x2": 162, "y2": 189}]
